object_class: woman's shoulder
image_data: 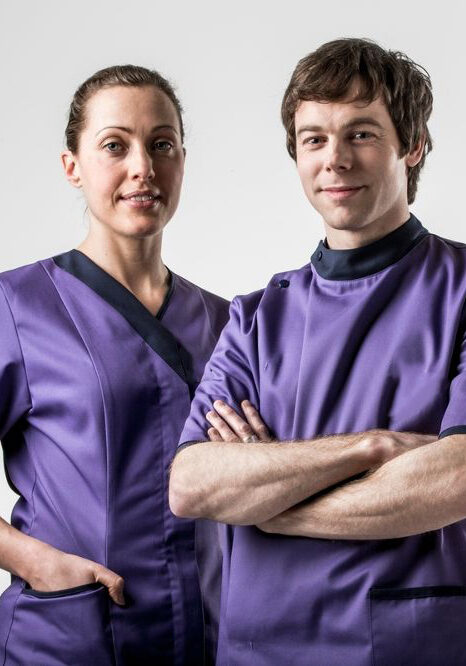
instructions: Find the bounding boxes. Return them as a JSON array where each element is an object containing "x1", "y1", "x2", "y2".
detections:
[
  {"x1": 0, "y1": 257, "x2": 59, "y2": 314},
  {"x1": 171, "y1": 272, "x2": 229, "y2": 310},
  {"x1": 170, "y1": 272, "x2": 230, "y2": 335},
  {"x1": 0, "y1": 258, "x2": 48, "y2": 291}
]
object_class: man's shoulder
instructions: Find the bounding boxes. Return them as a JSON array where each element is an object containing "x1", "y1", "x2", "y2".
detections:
[
  {"x1": 229, "y1": 263, "x2": 312, "y2": 327},
  {"x1": 428, "y1": 232, "x2": 466, "y2": 252},
  {"x1": 423, "y1": 232, "x2": 466, "y2": 273},
  {"x1": 233, "y1": 263, "x2": 312, "y2": 306}
]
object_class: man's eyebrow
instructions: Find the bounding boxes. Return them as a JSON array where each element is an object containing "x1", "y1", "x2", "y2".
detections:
[
  {"x1": 95, "y1": 124, "x2": 178, "y2": 137},
  {"x1": 296, "y1": 117, "x2": 384, "y2": 135}
]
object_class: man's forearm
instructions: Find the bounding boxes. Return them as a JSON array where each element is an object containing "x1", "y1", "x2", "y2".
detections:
[
  {"x1": 259, "y1": 434, "x2": 466, "y2": 539},
  {"x1": 169, "y1": 430, "x2": 425, "y2": 524}
]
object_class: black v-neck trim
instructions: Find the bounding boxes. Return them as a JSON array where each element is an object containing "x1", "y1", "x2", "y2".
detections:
[
  {"x1": 310, "y1": 214, "x2": 429, "y2": 280},
  {"x1": 53, "y1": 249, "x2": 197, "y2": 391}
]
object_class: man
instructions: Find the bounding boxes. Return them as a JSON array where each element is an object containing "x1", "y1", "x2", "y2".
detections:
[{"x1": 170, "y1": 38, "x2": 466, "y2": 665}]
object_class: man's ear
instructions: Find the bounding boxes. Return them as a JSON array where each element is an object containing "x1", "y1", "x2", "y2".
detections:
[
  {"x1": 61, "y1": 150, "x2": 82, "y2": 188},
  {"x1": 405, "y1": 135, "x2": 426, "y2": 168}
]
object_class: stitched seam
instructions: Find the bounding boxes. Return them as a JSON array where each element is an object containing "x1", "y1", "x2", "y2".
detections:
[
  {"x1": 2, "y1": 466, "x2": 37, "y2": 665},
  {"x1": 0, "y1": 281, "x2": 36, "y2": 665},
  {"x1": 2, "y1": 584, "x2": 22, "y2": 666},
  {"x1": 368, "y1": 597, "x2": 377, "y2": 666},
  {"x1": 0, "y1": 282, "x2": 33, "y2": 414}
]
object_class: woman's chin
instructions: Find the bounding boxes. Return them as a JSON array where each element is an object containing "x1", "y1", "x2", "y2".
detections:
[{"x1": 111, "y1": 218, "x2": 167, "y2": 240}]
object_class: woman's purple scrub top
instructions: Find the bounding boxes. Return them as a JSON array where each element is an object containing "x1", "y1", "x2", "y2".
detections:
[
  {"x1": 0, "y1": 250, "x2": 229, "y2": 666},
  {"x1": 180, "y1": 216, "x2": 466, "y2": 666}
]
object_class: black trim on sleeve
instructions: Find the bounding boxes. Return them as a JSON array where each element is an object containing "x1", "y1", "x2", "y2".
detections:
[
  {"x1": 53, "y1": 250, "x2": 196, "y2": 390},
  {"x1": 176, "y1": 440, "x2": 204, "y2": 454},
  {"x1": 438, "y1": 426, "x2": 466, "y2": 439},
  {"x1": 370, "y1": 586, "x2": 466, "y2": 600}
]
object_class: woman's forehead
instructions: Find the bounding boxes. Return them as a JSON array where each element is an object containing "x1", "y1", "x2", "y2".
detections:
[{"x1": 84, "y1": 85, "x2": 179, "y2": 133}]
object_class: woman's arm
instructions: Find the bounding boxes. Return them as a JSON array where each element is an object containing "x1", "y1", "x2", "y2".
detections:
[{"x1": 0, "y1": 516, "x2": 125, "y2": 604}]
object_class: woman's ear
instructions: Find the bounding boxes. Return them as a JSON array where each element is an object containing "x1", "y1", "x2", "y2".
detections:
[{"x1": 61, "y1": 150, "x2": 82, "y2": 188}]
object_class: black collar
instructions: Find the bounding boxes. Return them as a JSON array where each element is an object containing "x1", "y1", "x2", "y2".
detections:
[
  {"x1": 53, "y1": 249, "x2": 197, "y2": 392},
  {"x1": 310, "y1": 214, "x2": 429, "y2": 280}
]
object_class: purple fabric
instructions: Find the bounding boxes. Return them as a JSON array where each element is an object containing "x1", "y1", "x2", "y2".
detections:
[
  {"x1": 0, "y1": 256, "x2": 228, "y2": 666},
  {"x1": 180, "y1": 220, "x2": 466, "y2": 665}
]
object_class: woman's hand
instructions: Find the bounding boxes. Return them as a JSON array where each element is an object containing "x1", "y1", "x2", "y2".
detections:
[
  {"x1": 24, "y1": 539, "x2": 125, "y2": 605},
  {"x1": 206, "y1": 400, "x2": 272, "y2": 443}
]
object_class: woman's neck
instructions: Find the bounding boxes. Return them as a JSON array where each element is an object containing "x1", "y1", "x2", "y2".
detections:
[{"x1": 77, "y1": 226, "x2": 169, "y2": 316}]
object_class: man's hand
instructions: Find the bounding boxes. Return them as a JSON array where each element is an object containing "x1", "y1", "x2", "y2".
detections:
[
  {"x1": 358, "y1": 430, "x2": 436, "y2": 466},
  {"x1": 171, "y1": 396, "x2": 438, "y2": 526},
  {"x1": 206, "y1": 400, "x2": 272, "y2": 443},
  {"x1": 206, "y1": 402, "x2": 434, "y2": 466},
  {"x1": 23, "y1": 539, "x2": 125, "y2": 605}
]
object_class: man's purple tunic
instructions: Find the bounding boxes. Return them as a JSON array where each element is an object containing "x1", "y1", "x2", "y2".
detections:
[
  {"x1": 180, "y1": 216, "x2": 466, "y2": 665},
  {"x1": 0, "y1": 250, "x2": 229, "y2": 665}
]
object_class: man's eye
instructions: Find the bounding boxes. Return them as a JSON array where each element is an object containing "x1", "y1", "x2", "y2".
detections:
[
  {"x1": 303, "y1": 136, "x2": 323, "y2": 147},
  {"x1": 353, "y1": 131, "x2": 373, "y2": 140},
  {"x1": 153, "y1": 141, "x2": 173, "y2": 152},
  {"x1": 104, "y1": 141, "x2": 124, "y2": 153}
]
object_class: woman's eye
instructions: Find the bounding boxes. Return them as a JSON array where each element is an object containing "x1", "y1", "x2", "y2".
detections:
[
  {"x1": 104, "y1": 141, "x2": 124, "y2": 153},
  {"x1": 153, "y1": 140, "x2": 173, "y2": 152}
]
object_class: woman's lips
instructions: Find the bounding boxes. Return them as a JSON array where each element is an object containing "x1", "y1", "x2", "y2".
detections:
[{"x1": 120, "y1": 194, "x2": 161, "y2": 209}]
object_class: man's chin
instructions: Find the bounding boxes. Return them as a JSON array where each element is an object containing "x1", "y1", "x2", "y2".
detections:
[{"x1": 322, "y1": 216, "x2": 368, "y2": 233}]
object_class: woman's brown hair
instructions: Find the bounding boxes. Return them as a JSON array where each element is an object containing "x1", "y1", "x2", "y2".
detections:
[{"x1": 65, "y1": 65, "x2": 184, "y2": 153}]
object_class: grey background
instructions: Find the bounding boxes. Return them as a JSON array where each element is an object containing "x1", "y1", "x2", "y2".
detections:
[{"x1": 0, "y1": 0, "x2": 463, "y2": 590}]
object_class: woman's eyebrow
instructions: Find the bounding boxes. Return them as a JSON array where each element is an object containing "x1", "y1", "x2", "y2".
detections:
[{"x1": 95, "y1": 124, "x2": 178, "y2": 137}]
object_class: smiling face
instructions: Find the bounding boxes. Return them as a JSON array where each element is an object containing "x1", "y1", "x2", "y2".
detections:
[
  {"x1": 62, "y1": 85, "x2": 185, "y2": 241},
  {"x1": 295, "y1": 88, "x2": 423, "y2": 248}
]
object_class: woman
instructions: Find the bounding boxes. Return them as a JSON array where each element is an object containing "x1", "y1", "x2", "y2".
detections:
[{"x1": 0, "y1": 65, "x2": 229, "y2": 665}]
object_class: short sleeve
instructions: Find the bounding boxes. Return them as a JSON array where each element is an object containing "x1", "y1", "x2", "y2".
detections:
[
  {"x1": 0, "y1": 284, "x2": 31, "y2": 439},
  {"x1": 439, "y1": 312, "x2": 466, "y2": 439},
  {"x1": 178, "y1": 294, "x2": 261, "y2": 447}
]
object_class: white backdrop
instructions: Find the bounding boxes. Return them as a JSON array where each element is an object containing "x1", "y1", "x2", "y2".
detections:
[{"x1": 0, "y1": 0, "x2": 464, "y2": 591}]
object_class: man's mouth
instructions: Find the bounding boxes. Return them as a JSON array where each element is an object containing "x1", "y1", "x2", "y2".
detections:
[{"x1": 322, "y1": 186, "x2": 364, "y2": 200}]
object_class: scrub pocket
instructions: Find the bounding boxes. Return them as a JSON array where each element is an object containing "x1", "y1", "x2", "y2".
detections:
[
  {"x1": 370, "y1": 586, "x2": 466, "y2": 666},
  {"x1": 4, "y1": 582, "x2": 115, "y2": 666}
]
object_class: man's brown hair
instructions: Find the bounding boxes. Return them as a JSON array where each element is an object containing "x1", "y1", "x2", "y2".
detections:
[{"x1": 281, "y1": 38, "x2": 433, "y2": 204}]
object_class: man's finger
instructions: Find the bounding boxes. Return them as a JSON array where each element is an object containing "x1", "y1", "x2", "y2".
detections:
[
  {"x1": 94, "y1": 566, "x2": 125, "y2": 606},
  {"x1": 208, "y1": 427, "x2": 222, "y2": 441},
  {"x1": 212, "y1": 401, "x2": 255, "y2": 442},
  {"x1": 206, "y1": 410, "x2": 238, "y2": 442},
  {"x1": 241, "y1": 400, "x2": 272, "y2": 442}
]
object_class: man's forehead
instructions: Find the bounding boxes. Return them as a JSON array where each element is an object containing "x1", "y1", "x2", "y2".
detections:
[{"x1": 295, "y1": 94, "x2": 389, "y2": 131}]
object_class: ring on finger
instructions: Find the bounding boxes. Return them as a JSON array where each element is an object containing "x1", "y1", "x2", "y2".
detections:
[{"x1": 243, "y1": 434, "x2": 259, "y2": 443}]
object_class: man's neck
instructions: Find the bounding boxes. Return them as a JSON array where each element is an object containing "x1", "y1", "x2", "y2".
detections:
[{"x1": 324, "y1": 206, "x2": 411, "y2": 250}]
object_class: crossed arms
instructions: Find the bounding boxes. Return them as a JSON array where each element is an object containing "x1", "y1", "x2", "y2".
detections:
[{"x1": 169, "y1": 401, "x2": 466, "y2": 539}]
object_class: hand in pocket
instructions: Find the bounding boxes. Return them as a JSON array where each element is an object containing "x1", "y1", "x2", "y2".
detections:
[{"x1": 26, "y1": 542, "x2": 125, "y2": 605}]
